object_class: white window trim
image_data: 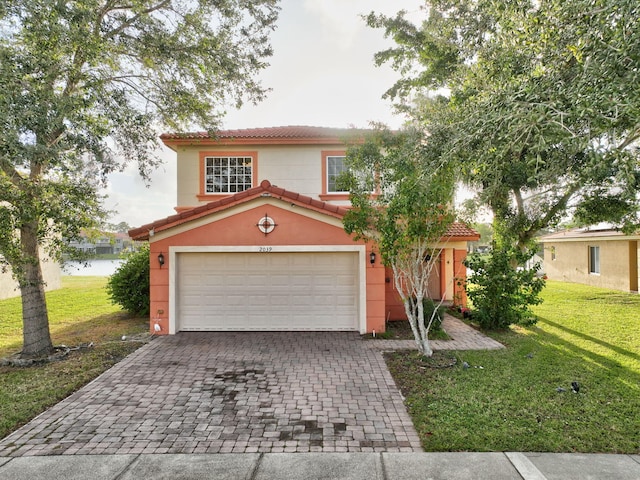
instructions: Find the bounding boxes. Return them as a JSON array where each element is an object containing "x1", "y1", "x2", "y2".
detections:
[
  {"x1": 589, "y1": 245, "x2": 600, "y2": 275},
  {"x1": 326, "y1": 155, "x2": 349, "y2": 194},
  {"x1": 325, "y1": 155, "x2": 376, "y2": 195},
  {"x1": 204, "y1": 155, "x2": 253, "y2": 194}
]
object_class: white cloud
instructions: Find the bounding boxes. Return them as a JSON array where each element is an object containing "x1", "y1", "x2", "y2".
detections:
[
  {"x1": 223, "y1": 0, "x2": 424, "y2": 129},
  {"x1": 303, "y1": 0, "x2": 421, "y2": 48},
  {"x1": 103, "y1": 145, "x2": 177, "y2": 228}
]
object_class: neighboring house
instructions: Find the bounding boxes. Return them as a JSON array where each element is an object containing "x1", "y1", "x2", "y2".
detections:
[
  {"x1": 67, "y1": 232, "x2": 137, "y2": 255},
  {"x1": 541, "y1": 227, "x2": 640, "y2": 292},
  {"x1": 129, "y1": 126, "x2": 479, "y2": 335},
  {"x1": 0, "y1": 250, "x2": 61, "y2": 301}
]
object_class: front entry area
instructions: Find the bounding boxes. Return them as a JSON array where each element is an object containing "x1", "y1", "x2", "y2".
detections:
[{"x1": 175, "y1": 251, "x2": 359, "y2": 332}]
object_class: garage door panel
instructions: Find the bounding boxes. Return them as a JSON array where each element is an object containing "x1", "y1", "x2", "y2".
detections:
[
  {"x1": 177, "y1": 251, "x2": 359, "y2": 331},
  {"x1": 314, "y1": 274, "x2": 336, "y2": 286},
  {"x1": 246, "y1": 274, "x2": 268, "y2": 287},
  {"x1": 268, "y1": 294, "x2": 290, "y2": 306},
  {"x1": 336, "y1": 295, "x2": 355, "y2": 305},
  {"x1": 248, "y1": 294, "x2": 269, "y2": 305},
  {"x1": 290, "y1": 296, "x2": 311, "y2": 306},
  {"x1": 225, "y1": 256, "x2": 248, "y2": 267},
  {"x1": 225, "y1": 276, "x2": 246, "y2": 287},
  {"x1": 337, "y1": 274, "x2": 356, "y2": 285},
  {"x1": 269, "y1": 275, "x2": 290, "y2": 287},
  {"x1": 288, "y1": 255, "x2": 312, "y2": 266}
]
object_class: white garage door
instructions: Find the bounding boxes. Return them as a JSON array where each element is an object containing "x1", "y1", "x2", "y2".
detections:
[{"x1": 176, "y1": 251, "x2": 359, "y2": 331}]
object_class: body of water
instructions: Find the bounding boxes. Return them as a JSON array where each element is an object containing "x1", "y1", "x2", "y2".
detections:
[{"x1": 62, "y1": 259, "x2": 124, "y2": 276}]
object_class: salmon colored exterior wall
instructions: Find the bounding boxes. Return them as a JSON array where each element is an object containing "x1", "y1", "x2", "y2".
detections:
[
  {"x1": 148, "y1": 202, "x2": 385, "y2": 335},
  {"x1": 453, "y1": 249, "x2": 469, "y2": 306},
  {"x1": 383, "y1": 249, "x2": 470, "y2": 324}
]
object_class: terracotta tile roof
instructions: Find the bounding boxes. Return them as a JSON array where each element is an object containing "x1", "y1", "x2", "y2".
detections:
[
  {"x1": 128, "y1": 180, "x2": 349, "y2": 240},
  {"x1": 130, "y1": 181, "x2": 480, "y2": 243},
  {"x1": 160, "y1": 126, "x2": 374, "y2": 147},
  {"x1": 540, "y1": 228, "x2": 640, "y2": 241},
  {"x1": 443, "y1": 222, "x2": 480, "y2": 241}
]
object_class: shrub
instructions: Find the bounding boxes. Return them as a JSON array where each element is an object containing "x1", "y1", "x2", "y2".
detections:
[
  {"x1": 106, "y1": 244, "x2": 150, "y2": 315},
  {"x1": 464, "y1": 245, "x2": 545, "y2": 330},
  {"x1": 423, "y1": 297, "x2": 444, "y2": 331}
]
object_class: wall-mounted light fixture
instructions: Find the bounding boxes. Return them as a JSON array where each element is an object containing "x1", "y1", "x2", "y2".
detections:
[
  {"x1": 369, "y1": 251, "x2": 376, "y2": 265},
  {"x1": 157, "y1": 252, "x2": 165, "y2": 267}
]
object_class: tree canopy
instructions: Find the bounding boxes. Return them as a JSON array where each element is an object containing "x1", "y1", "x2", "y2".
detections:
[
  {"x1": 367, "y1": 0, "x2": 640, "y2": 249},
  {"x1": 0, "y1": 0, "x2": 279, "y2": 357}
]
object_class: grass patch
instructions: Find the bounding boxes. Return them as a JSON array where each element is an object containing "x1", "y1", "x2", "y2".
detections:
[
  {"x1": 388, "y1": 319, "x2": 450, "y2": 340},
  {"x1": 362, "y1": 319, "x2": 449, "y2": 340},
  {"x1": 386, "y1": 281, "x2": 640, "y2": 453},
  {"x1": 0, "y1": 277, "x2": 148, "y2": 439}
]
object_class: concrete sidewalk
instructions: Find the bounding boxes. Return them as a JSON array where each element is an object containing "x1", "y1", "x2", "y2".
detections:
[{"x1": 0, "y1": 452, "x2": 638, "y2": 479}]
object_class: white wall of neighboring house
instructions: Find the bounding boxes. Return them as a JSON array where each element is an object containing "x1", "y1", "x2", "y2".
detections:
[
  {"x1": 67, "y1": 233, "x2": 133, "y2": 255},
  {"x1": 0, "y1": 251, "x2": 62, "y2": 301}
]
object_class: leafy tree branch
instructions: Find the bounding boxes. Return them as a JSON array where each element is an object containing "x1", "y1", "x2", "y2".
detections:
[{"x1": 0, "y1": 0, "x2": 279, "y2": 357}]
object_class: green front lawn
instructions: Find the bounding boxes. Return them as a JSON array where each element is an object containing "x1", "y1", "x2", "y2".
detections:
[
  {"x1": 0, "y1": 277, "x2": 148, "y2": 439},
  {"x1": 386, "y1": 280, "x2": 640, "y2": 453}
]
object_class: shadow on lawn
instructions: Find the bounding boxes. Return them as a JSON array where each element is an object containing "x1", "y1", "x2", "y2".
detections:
[
  {"x1": 533, "y1": 317, "x2": 640, "y2": 393},
  {"x1": 538, "y1": 317, "x2": 640, "y2": 365}
]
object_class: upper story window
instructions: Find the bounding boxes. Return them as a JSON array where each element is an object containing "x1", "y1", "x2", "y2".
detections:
[
  {"x1": 322, "y1": 150, "x2": 363, "y2": 201},
  {"x1": 321, "y1": 150, "x2": 349, "y2": 200},
  {"x1": 203, "y1": 155, "x2": 253, "y2": 194},
  {"x1": 321, "y1": 150, "x2": 377, "y2": 201},
  {"x1": 327, "y1": 155, "x2": 348, "y2": 193}
]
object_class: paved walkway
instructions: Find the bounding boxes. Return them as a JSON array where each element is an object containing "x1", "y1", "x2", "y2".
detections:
[
  {"x1": 369, "y1": 314, "x2": 505, "y2": 351},
  {"x1": 0, "y1": 332, "x2": 421, "y2": 457}
]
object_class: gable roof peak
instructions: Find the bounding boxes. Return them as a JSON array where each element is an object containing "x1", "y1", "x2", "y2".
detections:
[{"x1": 128, "y1": 179, "x2": 349, "y2": 241}]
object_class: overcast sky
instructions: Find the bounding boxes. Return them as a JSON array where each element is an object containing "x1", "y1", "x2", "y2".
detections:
[{"x1": 104, "y1": 0, "x2": 423, "y2": 229}]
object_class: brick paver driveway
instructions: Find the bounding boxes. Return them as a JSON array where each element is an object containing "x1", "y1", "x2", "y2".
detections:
[{"x1": 0, "y1": 332, "x2": 421, "y2": 456}]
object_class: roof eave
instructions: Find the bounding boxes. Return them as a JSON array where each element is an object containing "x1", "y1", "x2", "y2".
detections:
[{"x1": 128, "y1": 180, "x2": 348, "y2": 241}]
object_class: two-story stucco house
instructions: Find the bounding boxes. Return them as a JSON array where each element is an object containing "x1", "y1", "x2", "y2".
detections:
[{"x1": 129, "y1": 126, "x2": 479, "y2": 335}]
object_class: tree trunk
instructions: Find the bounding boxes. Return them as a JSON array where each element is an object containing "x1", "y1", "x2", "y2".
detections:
[
  {"x1": 420, "y1": 337, "x2": 433, "y2": 357},
  {"x1": 19, "y1": 221, "x2": 54, "y2": 358},
  {"x1": 403, "y1": 297, "x2": 433, "y2": 358}
]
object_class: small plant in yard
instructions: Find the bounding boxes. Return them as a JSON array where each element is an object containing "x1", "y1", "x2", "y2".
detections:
[
  {"x1": 366, "y1": 317, "x2": 449, "y2": 341},
  {"x1": 106, "y1": 243, "x2": 150, "y2": 316},
  {"x1": 343, "y1": 127, "x2": 457, "y2": 357},
  {"x1": 464, "y1": 244, "x2": 545, "y2": 329},
  {"x1": 422, "y1": 298, "x2": 444, "y2": 332}
]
